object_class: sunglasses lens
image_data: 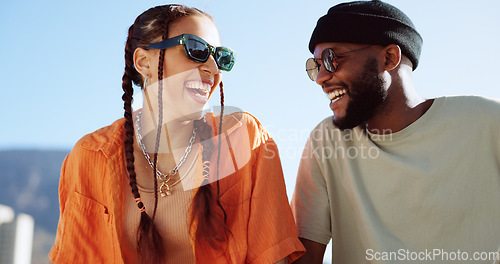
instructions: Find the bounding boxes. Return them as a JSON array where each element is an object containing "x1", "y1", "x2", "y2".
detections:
[
  {"x1": 184, "y1": 35, "x2": 235, "y2": 71},
  {"x1": 306, "y1": 58, "x2": 319, "y2": 81},
  {"x1": 322, "y1": 49, "x2": 336, "y2": 73},
  {"x1": 186, "y1": 39, "x2": 210, "y2": 62},
  {"x1": 215, "y1": 48, "x2": 235, "y2": 71}
]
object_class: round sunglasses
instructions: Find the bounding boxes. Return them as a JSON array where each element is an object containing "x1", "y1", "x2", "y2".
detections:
[
  {"x1": 146, "y1": 34, "x2": 235, "y2": 72},
  {"x1": 305, "y1": 46, "x2": 371, "y2": 81}
]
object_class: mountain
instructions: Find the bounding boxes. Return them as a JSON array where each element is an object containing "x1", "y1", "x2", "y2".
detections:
[{"x1": 0, "y1": 149, "x2": 69, "y2": 264}]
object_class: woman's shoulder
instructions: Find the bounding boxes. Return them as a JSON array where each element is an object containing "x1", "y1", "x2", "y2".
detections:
[
  {"x1": 60, "y1": 118, "x2": 126, "y2": 196},
  {"x1": 207, "y1": 111, "x2": 268, "y2": 137},
  {"x1": 204, "y1": 111, "x2": 271, "y2": 150},
  {"x1": 71, "y1": 118, "x2": 126, "y2": 158}
]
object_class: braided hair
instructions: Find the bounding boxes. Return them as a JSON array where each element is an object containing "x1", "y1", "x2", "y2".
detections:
[
  {"x1": 121, "y1": 5, "x2": 228, "y2": 263},
  {"x1": 190, "y1": 81, "x2": 231, "y2": 250}
]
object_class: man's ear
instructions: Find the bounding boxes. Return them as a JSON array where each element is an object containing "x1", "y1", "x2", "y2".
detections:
[
  {"x1": 382, "y1": 44, "x2": 402, "y2": 71},
  {"x1": 133, "y1": 47, "x2": 152, "y2": 78}
]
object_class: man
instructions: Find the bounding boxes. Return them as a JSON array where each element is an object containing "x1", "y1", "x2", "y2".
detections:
[{"x1": 291, "y1": 0, "x2": 500, "y2": 263}]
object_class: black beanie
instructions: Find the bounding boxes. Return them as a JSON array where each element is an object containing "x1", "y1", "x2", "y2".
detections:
[{"x1": 309, "y1": 0, "x2": 423, "y2": 70}]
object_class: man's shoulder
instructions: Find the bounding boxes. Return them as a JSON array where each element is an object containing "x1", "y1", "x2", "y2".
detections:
[
  {"x1": 438, "y1": 95, "x2": 500, "y2": 120},
  {"x1": 440, "y1": 95, "x2": 500, "y2": 108}
]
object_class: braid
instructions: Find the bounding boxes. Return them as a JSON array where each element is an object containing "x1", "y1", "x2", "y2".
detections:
[
  {"x1": 190, "y1": 81, "x2": 230, "y2": 249},
  {"x1": 191, "y1": 119, "x2": 228, "y2": 249},
  {"x1": 122, "y1": 11, "x2": 167, "y2": 264},
  {"x1": 122, "y1": 24, "x2": 140, "y2": 204},
  {"x1": 151, "y1": 24, "x2": 168, "y2": 221},
  {"x1": 122, "y1": 25, "x2": 163, "y2": 263},
  {"x1": 215, "y1": 81, "x2": 227, "y2": 225},
  {"x1": 122, "y1": 24, "x2": 150, "y2": 220}
]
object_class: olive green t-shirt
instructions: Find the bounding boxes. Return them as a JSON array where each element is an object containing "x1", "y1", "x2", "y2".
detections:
[{"x1": 292, "y1": 96, "x2": 500, "y2": 263}]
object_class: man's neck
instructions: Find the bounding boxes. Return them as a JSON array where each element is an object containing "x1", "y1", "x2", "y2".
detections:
[{"x1": 365, "y1": 85, "x2": 433, "y2": 134}]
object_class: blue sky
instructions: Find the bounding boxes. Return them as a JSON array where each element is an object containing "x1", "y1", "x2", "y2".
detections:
[
  {"x1": 3, "y1": 0, "x2": 499, "y2": 189},
  {"x1": 2, "y1": 0, "x2": 500, "y2": 260}
]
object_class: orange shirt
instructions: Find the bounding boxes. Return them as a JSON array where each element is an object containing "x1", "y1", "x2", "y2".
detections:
[{"x1": 49, "y1": 112, "x2": 305, "y2": 263}]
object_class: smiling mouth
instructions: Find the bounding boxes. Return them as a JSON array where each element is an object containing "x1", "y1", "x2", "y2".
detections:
[
  {"x1": 185, "y1": 80, "x2": 211, "y2": 98},
  {"x1": 327, "y1": 88, "x2": 347, "y2": 103}
]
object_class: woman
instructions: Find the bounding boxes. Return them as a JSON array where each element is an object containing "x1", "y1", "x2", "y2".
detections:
[{"x1": 49, "y1": 4, "x2": 304, "y2": 264}]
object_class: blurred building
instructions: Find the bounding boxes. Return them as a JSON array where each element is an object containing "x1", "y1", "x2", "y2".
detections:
[{"x1": 0, "y1": 205, "x2": 34, "y2": 264}]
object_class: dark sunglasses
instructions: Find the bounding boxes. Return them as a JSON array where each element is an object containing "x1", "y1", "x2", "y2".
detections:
[
  {"x1": 145, "y1": 34, "x2": 235, "y2": 72},
  {"x1": 305, "y1": 46, "x2": 371, "y2": 81}
]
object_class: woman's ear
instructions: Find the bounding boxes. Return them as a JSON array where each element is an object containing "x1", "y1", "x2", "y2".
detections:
[
  {"x1": 133, "y1": 48, "x2": 152, "y2": 78},
  {"x1": 383, "y1": 44, "x2": 402, "y2": 71}
]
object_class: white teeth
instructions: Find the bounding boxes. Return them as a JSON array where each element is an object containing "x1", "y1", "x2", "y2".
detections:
[
  {"x1": 327, "y1": 89, "x2": 346, "y2": 100},
  {"x1": 331, "y1": 96, "x2": 342, "y2": 104},
  {"x1": 185, "y1": 81, "x2": 210, "y2": 92}
]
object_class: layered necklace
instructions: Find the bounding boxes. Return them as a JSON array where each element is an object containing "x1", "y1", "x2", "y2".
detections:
[{"x1": 135, "y1": 111, "x2": 196, "y2": 197}]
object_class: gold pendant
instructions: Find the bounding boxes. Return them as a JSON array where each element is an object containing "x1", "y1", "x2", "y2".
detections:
[{"x1": 159, "y1": 181, "x2": 172, "y2": 197}]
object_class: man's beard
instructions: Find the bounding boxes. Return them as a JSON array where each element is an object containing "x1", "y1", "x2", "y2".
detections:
[{"x1": 333, "y1": 58, "x2": 387, "y2": 130}]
